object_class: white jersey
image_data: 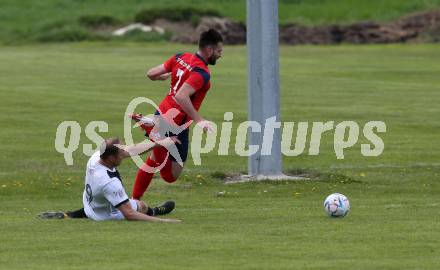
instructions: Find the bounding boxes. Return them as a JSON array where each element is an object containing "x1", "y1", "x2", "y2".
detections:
[{"x1": 82, "y1": 151, "x2": 130, "y2": 221}]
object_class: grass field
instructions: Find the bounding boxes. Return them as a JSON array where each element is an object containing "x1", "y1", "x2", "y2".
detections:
[
  {"x1": 2, "y1": 0, "x2": 440, "y2": 43},
  {"x1": 0, "y1": 42, "x2": 440, "y2": 269}
]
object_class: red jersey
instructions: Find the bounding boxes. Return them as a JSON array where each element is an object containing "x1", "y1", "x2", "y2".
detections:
[{"x1": 159, "y1": 52, "x2": 211, "y2": 125}]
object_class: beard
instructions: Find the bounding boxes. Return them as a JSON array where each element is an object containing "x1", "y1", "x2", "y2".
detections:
[{"x1": 208, "y1": 55, "x2": 217, "y2": 65}]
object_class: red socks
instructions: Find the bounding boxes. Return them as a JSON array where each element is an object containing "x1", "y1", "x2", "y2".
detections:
[
  {"x1": 131, "y1": 146, "x2": 177, "y2": 199},
  {"x1": 131, "y1": 157, "x2": 157, "y2": 200}
]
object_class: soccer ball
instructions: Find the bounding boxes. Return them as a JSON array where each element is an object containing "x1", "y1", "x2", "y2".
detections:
[{"x1": 323, "y1": 193, "x2": 350, "y2": 217}]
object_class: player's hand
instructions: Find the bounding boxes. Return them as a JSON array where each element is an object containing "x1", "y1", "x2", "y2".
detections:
[
  {"x1": 161, "y1": 218, "x2": 182, "y2": 223},
  {"x1": 196, "y1": 120, "x2": 215, "y2": 134}
]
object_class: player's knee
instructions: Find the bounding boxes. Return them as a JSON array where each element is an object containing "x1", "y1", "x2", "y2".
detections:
[
  {"x1": 160, "y1": 170, "x2": 177, "y2": 183},
  {"x1": 162, "y1": 161, "x2": 183, "y2": 183}
]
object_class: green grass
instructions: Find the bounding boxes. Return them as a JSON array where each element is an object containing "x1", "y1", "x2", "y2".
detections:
[
  {"x1": 2, "y1": 0, "x2": 440, "y2": 43},
  {"x1": 0, "y1": 42, "x2": 440, "y2": 269}
]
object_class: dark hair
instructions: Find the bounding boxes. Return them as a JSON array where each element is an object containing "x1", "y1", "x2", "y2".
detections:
[
  {"x1": 199, "y1": 29, "x2": 223, "y2": 48},
  {"x1": 99, "y1": 138, "x2": 121, "y2": 160}
]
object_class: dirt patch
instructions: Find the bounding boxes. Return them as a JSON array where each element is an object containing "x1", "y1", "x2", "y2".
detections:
[
  {"x1": 281, "y1": 9, "x2": 440, "y2": 44},
  {"x1": 152, "y1": 16, "x2": 246, "y2": 44},
  {"x1": 152, "y1": 18, "x2": 196, "y2": 43},
  {"x1": 195, "y1": 17, "x2": 246, "y2": 44},
  {"x1": 153, "y1": 9, "x2": 440, "y2": 45}
]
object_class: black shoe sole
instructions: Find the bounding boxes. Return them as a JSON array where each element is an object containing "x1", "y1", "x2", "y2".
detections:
[{"x1": 38, "y1": 211, "x2": 66, "y2": 219}]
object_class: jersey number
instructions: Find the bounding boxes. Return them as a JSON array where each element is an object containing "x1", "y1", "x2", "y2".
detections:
[{"x1": 171, "y1": 68, "x2": 185, "y2": 95}]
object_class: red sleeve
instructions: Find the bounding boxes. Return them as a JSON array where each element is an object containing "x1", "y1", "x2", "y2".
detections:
[
  {"x1": 186, "y1": 72, "x2": 205, "y2": 91},
  {"x1": 163, "y1": 55, "x2": 175, "y2": 72},
  {"x1": 185, "y1": 67, "x2": 210, "y2": 92}
]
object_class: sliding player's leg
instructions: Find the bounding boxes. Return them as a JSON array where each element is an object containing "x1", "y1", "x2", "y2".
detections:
[
  {"x1": 38, "y1": 199, "x2": 175, "y2": 219},
  {"x1": 66, "y1": 208, "x2": 87, "y2": 218},
  {"x1": 39, "y1": 207, "x2": 87, "y2": 219}
]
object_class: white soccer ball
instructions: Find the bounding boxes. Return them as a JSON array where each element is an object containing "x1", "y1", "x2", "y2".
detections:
[{"x1": 323, "y1": 193, "x2": 350, "y2": 217}]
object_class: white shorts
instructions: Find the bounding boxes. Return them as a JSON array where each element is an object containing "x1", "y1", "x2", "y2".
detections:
[{"x1": 112, "y1": 199, "x2": 138, "y2": 220}]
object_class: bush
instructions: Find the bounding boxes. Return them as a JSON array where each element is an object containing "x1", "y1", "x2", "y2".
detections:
[
  {"x1": 78, "y1": 15, "x2": 121, "y2": 28},
  {"x1": 134, "y1": 7, "x2": 222, "y2": 25}
]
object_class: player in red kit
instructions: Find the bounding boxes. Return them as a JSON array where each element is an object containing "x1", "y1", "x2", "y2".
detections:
[{"x1": 130, "y1": 29, "x2": 223, "y2": 200}]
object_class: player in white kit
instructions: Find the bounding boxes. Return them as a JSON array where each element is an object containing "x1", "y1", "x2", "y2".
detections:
[{"x1": 40, "y1": 138, "x2": 181, "y2": 223}]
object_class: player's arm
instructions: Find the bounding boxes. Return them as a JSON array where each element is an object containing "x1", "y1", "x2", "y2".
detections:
[
  {"x1": 117, "y1": 202, "x2": 180, "y2": 223},
  {"x1": 103, "y1": 181, "x2": 181, "y2": 223},
  {"x1": 174, "y1": 83, "x2": 202, "y2": 122},
  {"x1": 174, "y1": 83, "x2": 214, "y2": 133},
  {"x1": 146, "y1": 64, "x2": 171, "y2": 81},
  {"x1": 117, "y1": 137, "x2": 181, "y2": 158}
]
